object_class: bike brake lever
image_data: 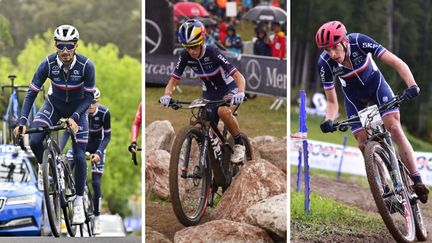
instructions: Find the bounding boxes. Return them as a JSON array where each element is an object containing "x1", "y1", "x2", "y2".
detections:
[{"x1": 17, "y1": 126, "x2": 27, "y2": 151}]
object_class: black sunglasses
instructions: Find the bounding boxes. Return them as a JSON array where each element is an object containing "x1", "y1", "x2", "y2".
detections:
[{"x1": 56, "y1": 43, "x2": 76, "y2": 51}]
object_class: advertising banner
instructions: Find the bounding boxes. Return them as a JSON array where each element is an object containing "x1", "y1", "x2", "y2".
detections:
[{"x1": 290, "y1": 139, "x2": 432, "y2": 185}]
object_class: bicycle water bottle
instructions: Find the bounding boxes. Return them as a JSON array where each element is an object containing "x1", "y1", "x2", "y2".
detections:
[{"x1": 209, "y1": 129, "x2": 222, "y2": 161}]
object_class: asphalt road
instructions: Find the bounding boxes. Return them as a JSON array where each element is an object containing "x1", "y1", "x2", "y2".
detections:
[{"x1": 0, "y1": 237, "x2": 141, "y2": 243}]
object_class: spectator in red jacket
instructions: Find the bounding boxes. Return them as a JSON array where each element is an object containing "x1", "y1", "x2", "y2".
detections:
[{"x1": 271, "y1": 22, "x2": 286, "y2": 59}]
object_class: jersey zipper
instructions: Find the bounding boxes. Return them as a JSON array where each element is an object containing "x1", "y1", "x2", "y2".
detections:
[
  {"x1": 62, "y1": 65, "x2": 71, "y2": 102},
  {"x1": 197, "y1": 58, "x2": 217, "y2": 90}
]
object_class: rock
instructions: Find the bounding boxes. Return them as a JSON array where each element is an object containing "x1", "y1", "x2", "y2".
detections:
[
  {"x1": 245, "y1": 193, "x2": 287, "y2": 239},
  {"x1": 145, "y1": 149, "x2": 170, "y2": 199},
  {"x1": 146, "y1": 120, "x2": 175, "y2": 151},
  {"x1": 174, "y1": 219, "x2": 273, "y2": 243},
  {"x1": 258, "y1": 139, "x2": 287, "y2": 173},
  {"x1": 146, "y1": 226, "x2": 172, "y2": 243},
  {"x1": 251, "y1": 136, "x2": 281, "y2": 147},
  {"x1": 213, "y1": 159, "x2": 287, "y2": 222}
]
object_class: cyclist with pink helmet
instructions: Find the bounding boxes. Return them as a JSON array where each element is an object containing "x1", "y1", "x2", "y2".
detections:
[{"x1": 316, "y1": 20, "x2": 429, "y2": 203}]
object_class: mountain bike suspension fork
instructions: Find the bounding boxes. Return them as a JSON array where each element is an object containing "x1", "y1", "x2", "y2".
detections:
[{"x1": 382, "y1": 132, "x2": 404, "y2": 190}]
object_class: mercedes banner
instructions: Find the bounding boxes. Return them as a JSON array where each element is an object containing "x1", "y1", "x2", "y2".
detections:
[
  {"x1": 145, "y1": 54, "x2": 287, "y2": 98},
  {"x1": 145, "y1": 0, "x2": 174, "y2": 54}
]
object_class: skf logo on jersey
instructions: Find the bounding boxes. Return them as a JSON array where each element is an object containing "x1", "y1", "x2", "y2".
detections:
[
  {"x1": 352, "y1": 52, "x2": 359, "y2": 58},
  {"x1": 73, "y1": 70, "x2": 79, "y2": 75},
  {"x1": 204, "y1": 57, "x2": 210, "y2": 62},
  {"x1": 95, "y1": 117, "x2": 100, "y2": 121},
  {"x1": 52, "y1": 65, "x2": 60, "y2": 75},
  {"x1": 217, "y1": 54, "x2": 229, "y2": 64},
  {"x1": 362, "y1": 43, "x2": 379, "y2": 49},
  {"x1": 320, "y1": 66, "x2": 326, "y2": 82},
  {"x1": 382, "y1": 96, "x2": 388, "y2": 103}
]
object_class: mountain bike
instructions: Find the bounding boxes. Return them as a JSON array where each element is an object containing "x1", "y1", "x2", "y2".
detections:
[
  {"x1": 2, "y1": 74, "x2": 44, "y2": 144},
  {"x1": 332, "y1": 94, "x2": 428, "y2": 242},
  {"x1": 166, "y1": 98, "x2": 253, "y2": 226},
  {"x1": 16, "y1": 119, "x2": 77, "y2": 237}
]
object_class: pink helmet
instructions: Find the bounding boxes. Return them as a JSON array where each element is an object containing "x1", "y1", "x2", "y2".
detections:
[{"x1": 315, "y1": 21, "x2": 347, "y2": 48}]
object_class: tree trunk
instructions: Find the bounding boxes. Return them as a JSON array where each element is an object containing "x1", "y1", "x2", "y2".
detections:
[{"x1": 386, "y1": 0, "x2": 393, "y2": 51}]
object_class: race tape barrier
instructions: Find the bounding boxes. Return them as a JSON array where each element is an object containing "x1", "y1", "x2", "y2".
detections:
[
  {"x1": 145, "y1": 53, "x2": 287, "y2": 98},
  {"x1": 290, "y1": 139, "x2": 432, "y2": 186}
]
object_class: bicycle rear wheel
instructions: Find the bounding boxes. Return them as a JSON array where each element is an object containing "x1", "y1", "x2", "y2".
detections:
[
  {"x1": 42, "y1": 149, "x2": 62, "y2": 237},
  {"x1": 84, "y1": 182, "x2": 95, "y2": 237},
  {"x1": 169, "y1": 126, "x2": 211, "y2": 226},
  {"x1": 399, "y1": 160, "x2": 428, "y2": 241},
  {"x1": 364, "y1": 141, "x2": 416, "y2": 242},
  {"x1": 62, "y1": 161, "x2": 76, "y2": 237}
]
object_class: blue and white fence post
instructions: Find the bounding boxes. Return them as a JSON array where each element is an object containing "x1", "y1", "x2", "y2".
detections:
[
  {"x1": 299, "y1": 90, "x2": 310, "y2": 215},
  {"x1": 337, "y1": 132, "x2": 348, "y2": 180}
]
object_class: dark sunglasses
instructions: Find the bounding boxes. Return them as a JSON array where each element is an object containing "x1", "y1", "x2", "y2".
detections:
[
  {"x1": 185, "y1": 45, "x2": 200, "y2": 51},
  {"x1": 56, "y1": 43, "x2": 76, "y2": 51}
]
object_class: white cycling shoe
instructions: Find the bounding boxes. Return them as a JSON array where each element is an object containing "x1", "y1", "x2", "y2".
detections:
[
  {"x1": 231, "y1": 144, "x2": 246, "y2": 164},
  {"x1": 37, "y1": 164, "x2": 44, "y2": 191},
  {"x1": 93, "y1": 217, "x2": 102, "y2": 235},
  {"x1": 72, "y1": 200, "x2": 85, "y2": 225}
]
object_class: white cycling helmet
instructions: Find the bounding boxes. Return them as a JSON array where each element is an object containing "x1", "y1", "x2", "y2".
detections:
[
  {"x1": 54, "y1": 24, "x2": 79, "y2": 42},
  {"x1": 93, "y1": 88, "x2": 100, "y2": 101}
]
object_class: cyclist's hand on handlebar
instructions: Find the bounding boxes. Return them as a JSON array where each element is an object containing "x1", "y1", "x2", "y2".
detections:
[
  {"x1": 91, "y1": 153, "x2": 101, "y2": 164},
  {"x1": 159, "y1": 94, "x2": 171, "y2": 107},
  {"x1": 230, "y1": 91, "x2": 245, "y2": 105},
  {"x1": 67, "y1": 118, "x2": 79, "y2": 134},
  {"x1": 13, "y1": 125, "x2": 26, "y2": 138},
  {"x1": 128, "y1": 142, "x2": 138, "y2": 153},
  {"x1": 320, "y1": 119, "x2": 337, "y2": 133},
  {"x1": 403, "y1": 85, "x2": 420, "y2": 100}
]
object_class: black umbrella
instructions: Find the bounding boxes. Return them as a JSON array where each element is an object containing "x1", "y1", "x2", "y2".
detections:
[{"x1": 242, "y1": 5, "x2": 287, "y2": 22}]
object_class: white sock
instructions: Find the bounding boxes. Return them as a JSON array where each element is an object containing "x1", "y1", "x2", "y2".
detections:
[{"x1": 75, "y1": 195, "x2": 83, "y2": 206}]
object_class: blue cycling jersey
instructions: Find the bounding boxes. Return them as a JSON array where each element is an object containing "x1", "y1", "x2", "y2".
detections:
[
  {"x1": 172, "y1": 44, "x2": 238, "y2": 100},
  {"x1": 317, "y1": 33, "x2": 387, "y2": 92},
  {"x1": 317, "y1": 33, "x2": 398, "y2": 133},
  {"x1": 60, "y1": 104, "x2": 111, "y2": 157},
  {"x1": 19, "y1": 53, "x2": 96, "y2": 125}
]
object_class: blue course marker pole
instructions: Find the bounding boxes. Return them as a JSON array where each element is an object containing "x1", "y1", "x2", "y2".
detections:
[
  {"x1": 296, "y1": 146, "x2": 302, "y2": 192},
  {"x1": 299, "y1": 90, "x2": 310, "y2": 215},
  {"x1": 337, "y1": 132, "x2": 348, "y2": 180}
]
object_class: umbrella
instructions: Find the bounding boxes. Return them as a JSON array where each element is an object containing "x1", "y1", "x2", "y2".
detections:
[
  {"x1": 242, "y1": 5, "x2": 287, "y2": 22},
  {"x1": 174, "y1": 2, "x2": 209, "y2": 22}
]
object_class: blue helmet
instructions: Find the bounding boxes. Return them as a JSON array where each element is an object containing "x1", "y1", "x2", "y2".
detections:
[{"x1": 178, "y1": 19, "x2": 206, "y2": 47}]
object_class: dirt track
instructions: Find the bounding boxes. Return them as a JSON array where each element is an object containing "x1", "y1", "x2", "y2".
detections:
[{"x1": 290, "y1": 173, "x2": 432, "y2": 243}]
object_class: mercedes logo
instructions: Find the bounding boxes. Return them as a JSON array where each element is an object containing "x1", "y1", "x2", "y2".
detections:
[
  {"x1": 245, "y1": 59, "x2": 261, "y2": 90},
  {"x1": 145, "y1": 19, "x2": 162, "y2": 54}
]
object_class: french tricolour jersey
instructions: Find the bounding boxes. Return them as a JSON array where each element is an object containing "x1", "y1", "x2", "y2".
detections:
[
  {"x1": 172, "y1": 45, "x2": 238, "y2": 100},
  {"x1": 317, "y1": 33, "x2": 387, "y2": 91}
]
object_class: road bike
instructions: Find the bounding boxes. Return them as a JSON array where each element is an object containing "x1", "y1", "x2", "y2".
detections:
[
  {"x1": 332, "y1": 94, "x2": 427, "y2": 242},
  {"x1": 2, "y1": 75, "x2": 44, "y2": 144},
  {"x1": 166, "y1": 98, "x2": 253, "y2": 226},
  {"x1": 16, "y1": 120, "x2": 76, "y2": 237}
]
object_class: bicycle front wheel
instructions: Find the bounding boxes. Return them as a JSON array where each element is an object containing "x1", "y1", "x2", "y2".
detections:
[
  {"x1": 169, "y1": 126, "x2": 211, "y2": 226},
  {"x1": 42, "y1": 149, "x2": 62, "y2": 237},
  {"x1": 364, "y1": 141, "x2": 416, "y2": 242}
]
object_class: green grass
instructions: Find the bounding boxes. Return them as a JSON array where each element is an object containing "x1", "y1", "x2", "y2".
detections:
[
  {"x1": 290, "y1": 189, "x2": 386, "y2": 239},
  {"x1": 145, "y1": 86, "x2": 286, "y2": 138},
  {"x1": 290, "y1": 165, "x2": 370, "y2": 189},
  {"x1": 290, "y1": 107, "x2": 432, "y2": 151}
]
